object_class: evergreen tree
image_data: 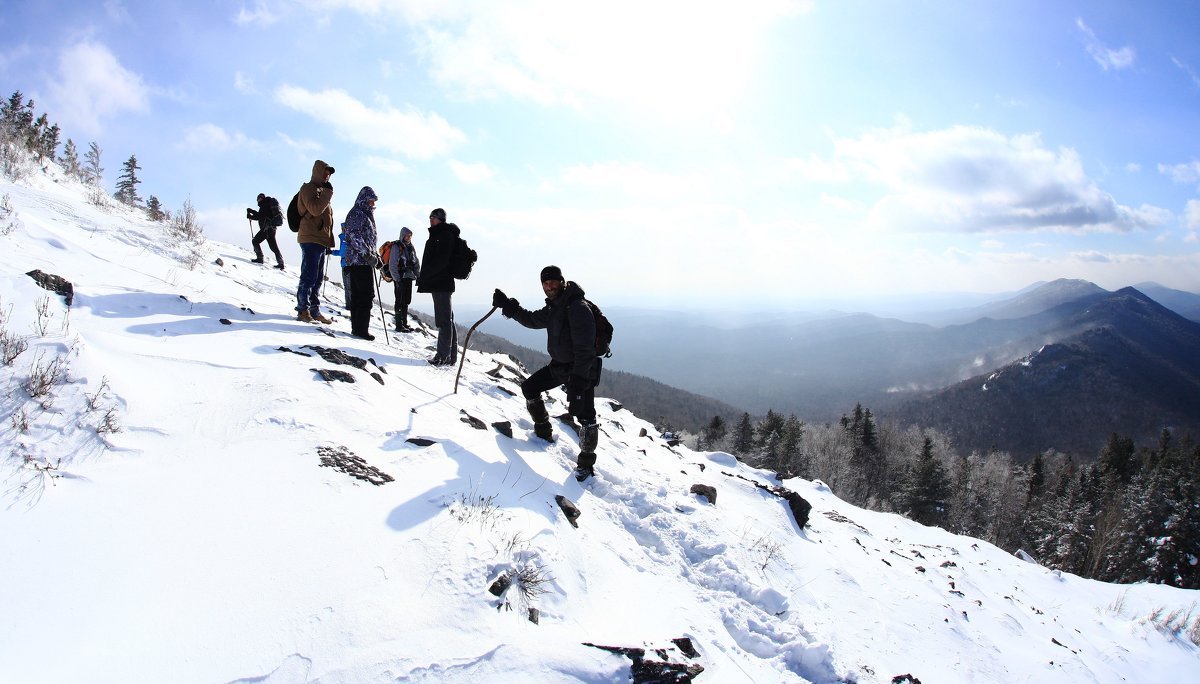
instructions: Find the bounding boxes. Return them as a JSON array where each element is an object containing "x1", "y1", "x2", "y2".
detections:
[
  {"x1": 697, "y1": 415, "x2": 727, "y2": 451},
  {"x1": 899, "y1": 436, "x2": 950, "y2": 527},
  {"x1": 38, "y1": 122, "x2": 60, "y2": 162},
  {"x1": 1098, "y1": 433, "x2": 1138, "y2": 488},
  {"x1": 731, "y1": 413, "x2": 754, "y2": 455},
  {"x1": 61, "y1": 139, "x2": 81, "y2": 180},
  {"x1": 114, "y1": 155, "x2": 142, "y2": 205},
  {"x1": 84, "y1": 142, "x2": 103, "y2": 186},
  {"x1": 779, "y1": 414, "x2": 806, "y2": 478},
  {"x1": 146, "y1": 195, "x2": 167, "y2": 222}
]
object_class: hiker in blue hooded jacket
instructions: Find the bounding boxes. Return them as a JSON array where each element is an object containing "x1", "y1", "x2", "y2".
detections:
[
  {"x1": 386, "y1": 227, "x2": 420, "y2": 332},
  {"x1": 492, "y1": 265, "x2": 601, "y2": 481},
  {"x1": 341, "y1": 186, "x2": 381, "y2": 340}
]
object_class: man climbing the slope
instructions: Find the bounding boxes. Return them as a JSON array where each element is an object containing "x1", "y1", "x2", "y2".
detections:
[
  {"x1": 247, "y1": 192, "x2": 285, "y2": 269},
  {"x1": 492, "y1": 265, "x2": 601, "y2": 481}
]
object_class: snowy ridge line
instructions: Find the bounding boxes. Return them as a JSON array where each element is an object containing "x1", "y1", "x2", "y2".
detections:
[{"x1": 0, "y1": 167, "x2": 1198, "y2": 683}]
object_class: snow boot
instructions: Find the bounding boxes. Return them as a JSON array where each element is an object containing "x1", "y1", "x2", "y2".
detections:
[
  {"x1": 297, "y1": 310, "x2": 313, "y2": 323},
  {"x1": 527, "y1": 399, "x2": 554, "y2": 442},
  {"x1": 250, "y1": 257, "x2": 264, "y2": 264},
  {"x1": 574, "y1": 422, "x2": 598, "y2": 481},
  {"x1": 312, "y1": 312, "x2": 333, "y2": 325},
  {"x1": 273, "y1": 263, "x2": 285, "y2": 270}
]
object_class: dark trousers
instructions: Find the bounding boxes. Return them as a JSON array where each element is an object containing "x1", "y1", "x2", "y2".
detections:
[
  {"x1": 393, "y1": 278, "x2": 413, "y2": 327},
  {"x1": 252, "y1": 226, "x2": 283, "y2": 264},
  {"x1": 345, "y1": 265, "x2": 376, "y2": 335},
  {"x1": 521, "y1": 360, "x2": 601, "y2": 424},
  {"x1": 295, "y1": 243, "x2": 326, "y2": 314},
  {"x1": 431, "y1": 290, "x2": 457, "y2": 362}
]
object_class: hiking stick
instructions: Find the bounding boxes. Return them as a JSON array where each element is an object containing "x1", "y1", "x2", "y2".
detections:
[
  {"x1": 454, "y1": 306, "x2": 497, "y2": 393},
  {"x1": 247, "y1": 218, "x2": 254, "y2": 242},
  {"x1": 373, "y1": 268, "x2": 390, "y2": 345}
]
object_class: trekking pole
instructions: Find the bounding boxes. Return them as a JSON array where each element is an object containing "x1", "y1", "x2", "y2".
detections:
[
  {"x1": 373, "y1": 268, "x2": 390, "y2": 345},
  {"x1": 454, "y1": 306, "x2": 497, "y2": 393},
  {"x1": 247, "y1": 218, "x2": 254, "y2": 241}
]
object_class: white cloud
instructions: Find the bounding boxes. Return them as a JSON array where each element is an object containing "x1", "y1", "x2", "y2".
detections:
[
  {"x1": 46, "y1": 41, "x2": 150, "y2": 136},
  {"x1": 981, "y1": 239, "x2": 1004, "y2": 249},
  {"x1": 449, "y1": 159, "x2": 494, "y2": 184},
  {"x1": 277, "y1": 132, "x2": 322, "y2": 155},
  {"x1": 403, "y1": 0, "x2": 812, "y2": 128},
  {"x1": 816, "y1": 123, "x2": 1168, "y2": 234},
  {"x1": 559, "y1": 161, "x2": 708, "y2": 198},
  {"x1": 235, "y1": 1, "x2": 279, "y2": 26},
  {"x1": 178, "y1": 123, "x2": 255, "y2": 152},
  {"x1": 1159, "y1": 160, "x2": 1200, "y2": 190},
  {"x1": 274, "y1": 85, "x2": 466, "y2": 159},
  {"x1": 364, "y1": 156, "x2": 410, "y2": 175},
  {"x1": 234, "y1": 72, "x2": 256, "y2": 94},
  {"x1": 1076, "y1": 18, "x2": 1135, "y2": 71},
  {"x1": 1172, "y1": 56, "x2": 1200, "y2": 88}
]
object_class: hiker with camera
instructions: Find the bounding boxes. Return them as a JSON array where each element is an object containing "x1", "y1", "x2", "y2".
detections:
[
  {"x1": 246, "y1": 193, "x2": 285, "y2": 269},
  {"x1": 342, "y1": 186, "x2": 381, "y2": 341},
  {"x1": 417, "y1": 208, "x2": 459, "y2": 365},
  {"x1": 294, "y1": 160, "x2": 335, "y2": 325},
  {"x1": 491, "y1": 265, "x2": 602, "y2": 481}
]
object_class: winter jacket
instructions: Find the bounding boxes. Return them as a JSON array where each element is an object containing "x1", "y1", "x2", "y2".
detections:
[
  {"x1": 342, "y1": 186, "x2": 378, "y2": 267},
  {"x1": 417, "y1": 222, "x2": 459, "y2": 294},
  {"x1": 388, "y1": 229, "x2": 420, "y2": 281},
  {"x1": 502, "y1": 281, "x2": 596, "y2": 383},
  {"x1": 297, "y1": 160, "x2": 335, "y2": 249},
  {"x1": 255, "y1": 196, "x2": 282, "y2": 230}
]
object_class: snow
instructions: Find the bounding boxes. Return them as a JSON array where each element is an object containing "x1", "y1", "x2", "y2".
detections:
[{"x1": 2, "y1": 169, "x2": 1198, "y2": 683}]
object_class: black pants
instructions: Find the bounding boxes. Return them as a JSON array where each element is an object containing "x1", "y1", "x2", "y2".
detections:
[
  {"x1": 393, "y1": 278, "x2": 413, "y2": 327},
  {"x1": 252, "y1": 226, "x2": 283, "y2": 264},
  {"x1": 345, "y1": 265, "x2": 376, "y2": 335},
  {"x1": 521, "y1": 360, "x2": 601, "y2": 424}
]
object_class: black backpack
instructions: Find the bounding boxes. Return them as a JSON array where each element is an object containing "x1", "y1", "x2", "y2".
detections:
[
  {"x1": 265, "y1": 197, "x2": 284, "y2": 227},
  {"x1": 286, "y1": 193, "x2": 301, "y2": 232},
  {"x1": 584, "y1": 299, "x2": 613, "y2": 358},
  {"x1": 448, "y1": 225, "x2": 477, "y2": 279}
]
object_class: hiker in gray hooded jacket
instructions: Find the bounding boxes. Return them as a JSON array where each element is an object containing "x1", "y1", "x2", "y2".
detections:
[{"x1": 387, "y1": 227, "x2": 420, "y2": 332}]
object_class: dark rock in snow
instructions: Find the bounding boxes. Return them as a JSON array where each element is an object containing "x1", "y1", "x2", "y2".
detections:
[
  {"x1": 277, "y1": 346, "x2": 313, "y2": 357},
  {"x1": 406, "y1": 437, "x2": 437, "y2": 447},
  {"x1": 488, "y1": 573, "x2": 512, "y2": 597},
  {"x1": 583, "y1": 641, "x2": 705, "y2": 683},
  {"x1": 313, "y1": 368, "x2": 355, "y2": 383},
  {"x1": 690, "y1": 484, "x2": 717, "y2": 505},
  {"x1": 25, "y1": 269, "x2": 74, "y2": 306},
  {"x1": 317, "y1": 445, "x2": 393, "y2": 485},
  {"x1": 555, "y1": 495, "x2": 581, "y2": 528},
  {"x1": 219, "y1": 318, "x2": 232, "y2": 325},
  {"x1": 459, "y1": 411, "x2": 486, "y2": 429},
  {"x1": 492, "y1": 421, "x2": 513, "y2": 438}
]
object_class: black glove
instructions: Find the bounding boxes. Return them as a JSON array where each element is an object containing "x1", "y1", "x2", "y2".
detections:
[
  {"x1": 370, "y1": 253, "x2": 383, "y2": 270},
  {"x1": 492, "y1": 289, "x2": 509, "y2": 308},
  {"x1": 246, "y1": 208, "x2": 259, "y2": 221},
  {"x1": 323, "y1": 181, "x2": 333, "y2": 191}
]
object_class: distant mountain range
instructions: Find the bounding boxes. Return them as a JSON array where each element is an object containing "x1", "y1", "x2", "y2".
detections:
[
  {"x1": 890, "y1": 287, "x2": 1200, "y2": 459},
  {"x1": 495, "y1": 278, "x2": 1198, "y2": 460}
]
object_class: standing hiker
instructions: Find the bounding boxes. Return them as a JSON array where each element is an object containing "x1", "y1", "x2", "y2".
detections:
[
  {"x1": 295, "y1": 159, "x2": 335, "y2": 324},
  {"x1": 247, "y1": 193, "x2": 285, "y2": 269},
  {"x1": 491, "y1": 265, "x2": 602, "y2": 481},
  {"x1": 341, "y1": 186, "x2": 381, "y2": 341},
  {"x1": 386, "y1": 227, "x2": 420, "y2": 332},
  {"x1": 417, "y1": 207, "x2": 458, "y2": 365}
]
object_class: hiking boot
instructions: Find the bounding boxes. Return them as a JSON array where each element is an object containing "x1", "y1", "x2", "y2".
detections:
[
  {"x1": 574, "y1": 449, "x2": 597, "y2": 481},
  {"x1": 352, "y1": 331, "x2": 375, "y2": 341},
  {"x1": 312, "y1": 312, "x2": 333, "y2": 324},
  {"x1": 297, "y1": 310, "x2": 313, "y2": 323},
  {"x1": 428, "y1": 356, "x2": 450, "y2": 366},
  {"x1": 273, "y1": 263, "x2": 285, "y2": 270},
  {"x1": 573, "y1": 465, "x2": 595, "y2": 482},
  {"x1": 250, "y1": 257, "x2": 264, "y2": 264}
]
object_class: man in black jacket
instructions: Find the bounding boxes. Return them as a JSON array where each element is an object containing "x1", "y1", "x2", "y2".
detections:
[
  {"x1": 417, "y1": 207, "x2": 458, "y2": 365},
  {"x1": 492, "y1": 265, "x2": 601, "y2": 481},
  {"x1": 247, "y1": 193, "x2": 285, "y2": 269}
]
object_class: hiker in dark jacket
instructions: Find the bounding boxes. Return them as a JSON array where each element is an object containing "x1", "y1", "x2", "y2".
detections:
[
  {"x1": 492, "y1": 265, "x2": 601, "y2": 481},
  {"x1": 248, "y1": 193, "x2": 285, "y2": 269},
  {"x1": 387, "y1": 227, "x2": 420, "y2": 332},
  {"x1": 416, "y1": 207, "x2": 458, "y2": 365},
  {"x1": 295, "y1": 159, "x2": 335, "y2": 324},
  {"x1": 342, "y1": 186, "x2": 380, "y2": 340}
]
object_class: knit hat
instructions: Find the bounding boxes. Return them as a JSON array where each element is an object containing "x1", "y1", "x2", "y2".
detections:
[
  {"x1": 539, "y1": 265, "x2": 564, "y2": 283},
  {"x1": 430, "y1": 207, "x2": 446, "y2": 221},
  {"x1": 400, "y1": 227, "x2": 412, "y2": 239}
]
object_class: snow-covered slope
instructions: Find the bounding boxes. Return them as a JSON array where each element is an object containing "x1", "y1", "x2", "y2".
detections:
[{"x1": 2, "y1": 170, "x2": 1198, "y2": 683}]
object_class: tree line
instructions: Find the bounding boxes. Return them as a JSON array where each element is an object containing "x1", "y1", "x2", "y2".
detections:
[
  {"x1": 691, "y1": 405, "x2": 1199, "y2": 589},
  {"x1": 1, "y1": 90, "x2": 167, "y2": 221}
]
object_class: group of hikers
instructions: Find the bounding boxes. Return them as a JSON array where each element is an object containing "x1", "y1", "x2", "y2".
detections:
[{"x1": 247, "y1": 159, "x2": 603, "y2": 481}]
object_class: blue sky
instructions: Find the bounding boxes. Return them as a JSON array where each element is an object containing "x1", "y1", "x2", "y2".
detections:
[{"x1": 2, "y1": 0, "x2": 1198, "y2": 310}]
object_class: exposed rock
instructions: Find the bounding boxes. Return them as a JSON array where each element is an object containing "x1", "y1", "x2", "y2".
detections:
[
  {"x1": 583, "y1": 641, "x2": 705, "y2": 683},
  {"x1": 25, "y1": 270, "x2": 74, "y2": 306},
  {"x1": 459, "y1": 411, "x2": 486, "y2": 430},
  {"x1": 492, "y1": 421, "x2": 513, "y2": 438},
  {"x1": 313, "y1": 368, "x2": 355, "y2": 383},
  {"x1": 406, "y1": 437, "x2": 437, "y2": 447},
  {"x1": 303, "y1": 345, "x2": 367, "y2": 370},
  {"x1": 219, "y1": 318, "x2": 232, "y2": 325},
  {"x1": 724, "y1": 472, "x2": 812, "y2": 530},
  {"x1": 689, "y1": 484, "x2": 717, "y2": 505},
  {"x1": 527, "y1": 607, "x2": 539, "y2": 624},
  {"x1": 555, "y1": 495, "x2": 581, "y2": 528},
  {"x1": 278, "y1": 347, "x2": 313, "y2": 357},
  {"x1": 608, "y1": 401, "x2": 624, "y2": 412},
  {"x1": 317, "y1": 445, "x2": 393, "y2": 485},
  {"x1": 488, "y1": 573, "x2": 512, "y2": 596}
]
